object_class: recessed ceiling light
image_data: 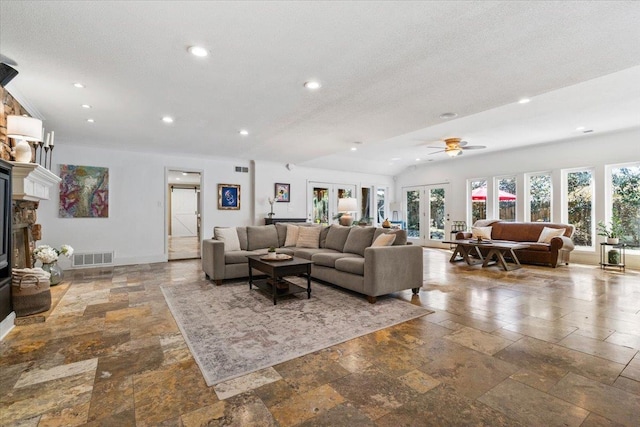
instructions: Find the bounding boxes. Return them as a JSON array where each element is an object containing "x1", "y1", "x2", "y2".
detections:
[
  {"x1": 415, "y1": 158, "x2": 421, "y2": 161},
  {"x1": 518, "y1": 98, "x2": 531, "y2": 104},
  {"x1": 439, "y1": 112, "x2": 457, "y2": 119},
  {"x1": 182, "y1": 172, "x2": 188, "y2": 176},
  {"x1": 576, "y1": 126, "x2": 585, "y2": 131},
  {"x1": 176, "y1": 177, "x2": 180, "y2": 181},
  {"x1": 188, "y1": 46, "x2": 208, "y2": 57},
  {"x1": 81, "y1": 104, "x2": 91, "y2": 109},
  {"x1": 73, "y1": 83, "x2": 85, "y2": 88},
  {"x1": 87, "y1": 118, "x2": 95, "y2": 123},
  {"x1": 239, "y1": 129, "x2": 249, "y2": 136},
  {"x1": 391, "y1": 157, "x2": 401, "y2": 161},
  {"x1": 162, "y1": 116, "x2": 174, "y2": 123},
  {"x1": 304, "y1": 81, "x2": 321, "y2": 90},
  {"x1": 350, "y1": 147, "x2": 357, "y2": 151}
]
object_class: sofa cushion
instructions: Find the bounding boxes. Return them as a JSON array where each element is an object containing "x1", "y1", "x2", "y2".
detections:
[
  {"x1": 237, "y1": 227, "x2": 248, "y2": 250},
  {"x1": 325, "y1": 225, "x2": 352, "y2": 252},
  {"x1": 537, "y1": 227, "x2": 566, "y2": 243},
  {"x1": 214, "y1": 227, "x2": 241, "y2": 252},
  {"x1": 471, "y1": 226, "x2": 492, "y2": 240},
  {"x1": 319, "y1": 226, "x2": 330, "y2": 248},
  {"x1": 312, "y1": 252, "x2": 362, "y2": 268},
  {"x1": 334, "y1": 258, "x2": 365, "y2": 276},
  {"x1": 275, "y1": 223, "x2": 288, "y2": 247},
  {"x1": 372, "y1": 228, "x2": 408, "y2": 246},
  {"x1": 294, "y1": 248, "x2": 338, "y2": 260},
  {"x1": 247, "y1": 225, "x2": 279, "y2": 251},
  {"x1": 343, "y1": 227, "x2": 376, "y2": 256},
  {"x1": 517, "y1": 242, "x2": 551, "y2": 252},
  {"x1": 372, "y1": 233, "x2": 396, "y2": 247},
  {"x1": 296, "y1": 226, "x2": 321, "y2": 248},
  {"x1": 224, "y1": 250, "x2": 253, "y2": 264},
  {"x1": 284, "y1": 225, "x2": 300, "y2": 247}
]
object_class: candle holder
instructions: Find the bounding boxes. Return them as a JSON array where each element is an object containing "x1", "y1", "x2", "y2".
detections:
[
  {"x1": 48, "y1": 146, "x2": 54, "y2": 170},
  {"x1": 37, "y1": 141, "x2": 44, "y2": 165},
  {"x1": 44, "y1": 146, "x2": 50, "y2": 169}
]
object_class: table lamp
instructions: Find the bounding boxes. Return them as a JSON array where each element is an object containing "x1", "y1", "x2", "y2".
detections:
[
  {"x1": 337, "y1": 197, "x2": 357, "y2": 226},
  {"x1": 7, "y1": 115, "x2": 42, "y2": 163}
]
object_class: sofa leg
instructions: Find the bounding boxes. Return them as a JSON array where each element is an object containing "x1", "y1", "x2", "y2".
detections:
[
  {"x1": 367, "y1": 296, "x2": 377, "y2": 304},
  {"x1": 215, "y1": 279, "x2": 223, "y2": 286},
  {"x1": 412, "y1": 287, "x2": 420, "y2": 295}
]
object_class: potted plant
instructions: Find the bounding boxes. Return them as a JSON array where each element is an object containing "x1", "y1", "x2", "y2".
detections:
[
  {"x1": 267, "y1": 246, "x2": 277, "y2": 259},
  {"x1": 596, "y1": 219, "x2": 624, "y2": 245}
]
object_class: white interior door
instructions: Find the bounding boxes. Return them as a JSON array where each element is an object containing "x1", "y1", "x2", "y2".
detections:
[{"x1": 170, "y1": 188, "x2": 198, "y2": 237}]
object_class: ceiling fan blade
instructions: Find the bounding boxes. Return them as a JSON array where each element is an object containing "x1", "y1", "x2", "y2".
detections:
[
  {"x1": 428, "y1": 150, "x2": 445, "y2": 155},
  {"x1": 426, "y1": 145, "x2": 445, "y2": 149},
  {"x1": 458, "y1": 140, "x2": 468, "y2": 147},
  {"x1": 461, "y1": 145, "x2": 486, "y2": 150}
]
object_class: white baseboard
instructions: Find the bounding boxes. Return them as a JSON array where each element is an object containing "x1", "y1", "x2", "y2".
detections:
[{"x1": 0, "y1": 311, "x2": 16, "y2": 341}]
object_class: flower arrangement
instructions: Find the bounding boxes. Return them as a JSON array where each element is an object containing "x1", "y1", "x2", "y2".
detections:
[
  {"x1": 268, "y1": 197, "x2": 275, "y2": 217},
  {"x1": 33, "y1": 244, "x2": 74, "y2": 264}
]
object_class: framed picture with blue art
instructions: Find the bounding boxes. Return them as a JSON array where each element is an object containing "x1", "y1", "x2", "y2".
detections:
[
  {"x1": 275, "y1": 183, "x2": 290, "y2": 202},
  {"x1": 218, "y1": 184, "x2": 240, "y2": 210}
]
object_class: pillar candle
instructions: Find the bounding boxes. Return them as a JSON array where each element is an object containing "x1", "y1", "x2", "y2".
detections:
[{"x1": 50, "y1": 131, "x2": 55, "y2": 146}]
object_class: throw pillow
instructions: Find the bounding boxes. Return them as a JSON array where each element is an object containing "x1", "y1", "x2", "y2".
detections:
[
  {"x1": 325, "y1": 225, "x2": 352, "y2": 252},
  {"x1": 246, "y1": 225, "x2": 279, "y2": 251},
  {"x1": 371, "y1": 233, "x2": 396, "y2": 247},
  {"x1": 214, "y1": 227, "x2": 241, "y2": 252},
  {"x1": 471, "y1": 226, "x2": 492, "y2": 240},
  {"x1": 296, "y1": 226, "x2": 321, "y2": 248},
  {"x1": 343, "y1": 227, "x2": 376, "y2": 256},
  {"x1": 537, "y1": 227, "x2": 566, "y2": 243},
  {"x1": 284, "y1": 225, "x2": 300, "y2": 247}
]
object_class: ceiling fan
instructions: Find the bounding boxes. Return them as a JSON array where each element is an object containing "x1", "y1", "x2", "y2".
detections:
[{"x1": 427, "y1": 138, "x2": 486, "y2": 157}]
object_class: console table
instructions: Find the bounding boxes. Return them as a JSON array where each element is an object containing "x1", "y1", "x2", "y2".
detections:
[{"x1": 264, "y1": 218, "x2": 308, "y2": 225}]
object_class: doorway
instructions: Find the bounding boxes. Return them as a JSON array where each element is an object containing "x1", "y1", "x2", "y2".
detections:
[
  {"x1": 167, "y1": 170, "x2": 202, "y2": 260},
  {"x1": 404, "y1": 184, "x2": 450, "y2": 246}
]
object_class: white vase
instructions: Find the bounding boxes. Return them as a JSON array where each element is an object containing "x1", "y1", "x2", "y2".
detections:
[{"x1": 606, "y1": 237, "x2": 619, "y2": 245}]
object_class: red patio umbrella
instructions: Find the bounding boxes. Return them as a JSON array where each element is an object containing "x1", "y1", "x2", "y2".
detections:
[{"x1": 472, "y1": 187, "x2": 516, "y2": 201}]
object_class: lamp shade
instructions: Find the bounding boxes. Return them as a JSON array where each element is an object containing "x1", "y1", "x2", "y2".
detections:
[
  {"x1": 338, "y1": 197, "x2": 357, "y2": 213},
  {"x1": 7, "y1": 115, "x2": 43, "y2": 142}
]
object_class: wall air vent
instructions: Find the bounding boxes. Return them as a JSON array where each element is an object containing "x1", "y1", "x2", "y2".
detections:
[
  {"x1": 72, "y1": 252, "x2": 114, "y2": 267},
  {"x1": 234, "y1": 166, "x2": 249, "y2": 173}
]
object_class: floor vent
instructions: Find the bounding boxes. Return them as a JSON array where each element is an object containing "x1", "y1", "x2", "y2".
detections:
[
  {"x1": 234, "y1": 166, "x2": 249, "y2": 173},
  {"x1": 72, "y1": 252, "x2": 114, "y2": 267}
]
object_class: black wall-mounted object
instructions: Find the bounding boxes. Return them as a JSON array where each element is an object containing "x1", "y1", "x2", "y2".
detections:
[
  {"x1": 0, "y1": 63, "x2": 19, "y2": 88},
  {"x1": 0, "y1": 159, "x2": 13, "y2": 323}
]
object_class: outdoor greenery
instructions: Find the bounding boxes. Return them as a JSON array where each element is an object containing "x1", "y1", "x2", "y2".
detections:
[
  {"x1": 529, "y1": 174, "x2": 551, "y2": 222},
  {"x1": 471, "y1": 179, "x2": 487, "y2": 224},
  {"x1": 567, "y1": 170, "x2": 593, "y2": 246},
  {"x1": 611, "y1": 166, "x2": 640, "y2": 246},
  {"x1": 498, "y1": 177, "x2": 516, "y2": 222}
]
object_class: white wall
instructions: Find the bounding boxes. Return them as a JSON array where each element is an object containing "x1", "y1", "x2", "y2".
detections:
[
  {"x1": 253, "y1": 161, "x2": 394, "y2": 224},
  {"x1": 37, "y1": 145, "x2": 393, "y2": 268},
  {"x1": 395, "y1": 127, "x2": 640, "y2": 268}
]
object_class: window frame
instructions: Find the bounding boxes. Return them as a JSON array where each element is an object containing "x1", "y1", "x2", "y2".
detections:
[
  {"x1": 525, "y1": 171, "x2": 553, "y2": 223},
  {"x1": 562, "y1": 167, "x2": 596, "y2": 251}
]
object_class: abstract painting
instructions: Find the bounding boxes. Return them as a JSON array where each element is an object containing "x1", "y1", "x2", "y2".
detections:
[
  {"x1": 218, "y1": 184, "x2": 240, "y2": 210},
  {"x1": 275, "y1": 183, "x2": 290, "y2": 202},
  {"x1": 59, "y1": 165, "x2": 109, "y2": 218}
]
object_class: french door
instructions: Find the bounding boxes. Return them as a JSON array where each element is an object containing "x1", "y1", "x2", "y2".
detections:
[
  {"x1": 404, "y1": 184, "x2": 449, "y2": 246},
  {"x1": 308, "y1": 182, "x2": 357, "y2": 224}
]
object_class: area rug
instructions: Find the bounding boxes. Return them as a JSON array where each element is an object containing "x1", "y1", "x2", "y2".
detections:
[{"x1": 161, "y1": 280, "x2": 432, "y2": 386}]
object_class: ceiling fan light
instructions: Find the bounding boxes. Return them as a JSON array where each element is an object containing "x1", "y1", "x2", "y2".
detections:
[{"x1": 446, "y1": 148, "x2": 462, "y2": 157}]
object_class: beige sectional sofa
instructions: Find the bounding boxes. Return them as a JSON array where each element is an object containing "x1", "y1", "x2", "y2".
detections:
[{"x1": 202, "y1": 224, "x2": 423, "y2": 303}]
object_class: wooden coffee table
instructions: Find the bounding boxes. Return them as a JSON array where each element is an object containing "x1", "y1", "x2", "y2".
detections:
[
  {"x1": 445, "y1": 240, "x2": 530, "y2": 271},
  {"x1": 247, "y1": 255, "x2": 313, "y2": 305}
]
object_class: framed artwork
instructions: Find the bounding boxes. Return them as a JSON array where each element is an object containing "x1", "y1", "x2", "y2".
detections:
[
  {"x1": 218, "y1": 184, "x2": 241, "y2": 210},
  {"x1": 59, "y1": 165, "x2": 109, "y2": 218},
  {"x1": 275, "y1": 183, "x2": 290, "y2": 202}
]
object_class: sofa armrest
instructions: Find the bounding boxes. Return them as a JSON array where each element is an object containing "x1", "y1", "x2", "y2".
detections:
[
  {"x1": 202, "y1": 239, "x2": 226, "y2": 281},
  {"x1": 551, "y1": 236, "x2": 575, "y2": 252},
  {"x1": 363, "y1": 245, "x2": 423, "y2": 297},
  {"x1": 456, "y1": 232, "x2": 471, "y2": 240}
]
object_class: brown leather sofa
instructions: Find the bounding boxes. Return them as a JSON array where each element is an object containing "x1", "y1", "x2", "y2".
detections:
[{"x1": 456, "y1": 220, "x2": 575, "y2": 267}]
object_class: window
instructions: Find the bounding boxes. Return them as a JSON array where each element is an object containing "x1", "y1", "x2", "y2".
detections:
[
  {"x1": 526, "y1": 173, "x2": 552, "y2": 222},
  {"x1": 564, "y1": 169, "x2": 594, "y2": 248},
  {"x1": 469, "y1": 179, "x2": 487, "y2": 225},
  {"x1": 361, "y1": 187, "x2": 372, "y2": 223},
  {"x1": 376, "y1": 187, "x2": 386, "y2": 224},
  {"x1": 496, "y1": 176, "x2": 517, "y2": 222},
  {"x1": 609, "y1": 163, "x2": 640, "y2": 246}
]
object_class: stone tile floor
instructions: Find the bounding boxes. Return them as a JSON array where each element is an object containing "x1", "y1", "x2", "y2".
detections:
[{"x1": 1, "y1": 249, "x2": 639, "y2": 426}]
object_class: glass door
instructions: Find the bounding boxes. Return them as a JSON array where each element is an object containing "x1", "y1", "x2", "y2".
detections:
[
  {"x1": 309, "y1": 182, "x2": 357, "y2": 224},
  {"x1": 404, "y1": 184, "x2": 449, "y2": 246}
]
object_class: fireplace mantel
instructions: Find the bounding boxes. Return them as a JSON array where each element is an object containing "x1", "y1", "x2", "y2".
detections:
[{"x1": 9, "y1": 162, "x2": 61, "y2": 201}]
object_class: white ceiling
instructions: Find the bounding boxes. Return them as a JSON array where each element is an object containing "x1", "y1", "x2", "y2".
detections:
[{"x1": 2, "y1": 1, "x2": 640, "y2": 176}]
